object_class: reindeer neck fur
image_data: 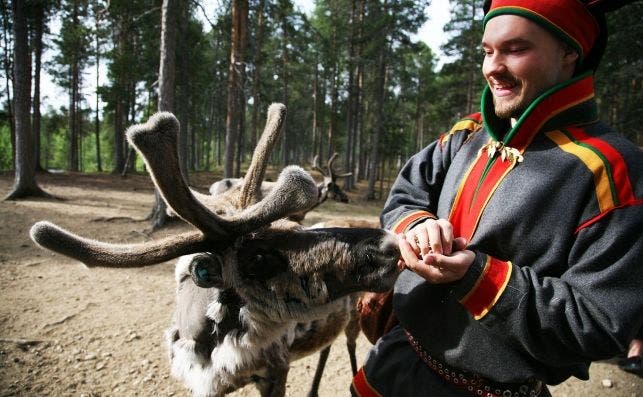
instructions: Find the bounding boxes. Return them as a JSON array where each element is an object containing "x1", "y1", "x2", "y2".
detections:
[{"x1": 170, "y1": 253, "x2": 356, "y2": 397}]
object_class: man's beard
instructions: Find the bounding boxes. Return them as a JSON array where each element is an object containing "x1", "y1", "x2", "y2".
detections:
[
  {"x1": 489, "y1": 74, "x2": 526, "y2": 119},
  {"x1": 493, "y1": 96, "x2": 525, "y2": 119}
]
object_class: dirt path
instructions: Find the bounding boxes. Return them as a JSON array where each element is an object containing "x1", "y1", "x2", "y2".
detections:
[{"x1": 0, "y1": 172, "x2": 640, "y2": 396}]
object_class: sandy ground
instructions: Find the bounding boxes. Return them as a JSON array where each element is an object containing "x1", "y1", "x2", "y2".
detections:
[{"x1": 0, "y1": 172, "x2": 641, "y2": 397}]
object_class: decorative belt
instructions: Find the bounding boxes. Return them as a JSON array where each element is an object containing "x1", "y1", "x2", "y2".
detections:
[{"x1": 406, "y1": 330, "x2": 543, "y2": 397}]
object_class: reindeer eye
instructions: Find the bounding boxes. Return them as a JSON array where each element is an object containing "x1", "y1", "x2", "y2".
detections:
[
  {"x1": 189, "y1": 254, "x2": 224, "y2": 289},
  {"x1": 195, "y1": 266, "x2": 210, "y2": 281}
]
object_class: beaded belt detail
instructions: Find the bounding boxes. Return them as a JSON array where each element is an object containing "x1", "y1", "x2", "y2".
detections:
[{"x1": 405, "y1": 330, "x2": 543, "y2": 397}]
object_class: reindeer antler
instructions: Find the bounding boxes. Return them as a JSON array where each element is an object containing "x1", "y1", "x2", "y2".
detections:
[
  {"x1": 126, "y1": 113, "x2": 232, "y2": 236},
  {"x1": 30, "y1": 104, "x2": 319, "y2": 268},
  {"x1": 126, "y1": 110, "x2": 317, "y2": 238},
  {"x1": 312, "y1": 155, "x2": 326, "y2": 176},
  {"x1": 240, "y1": 103, "x2": 286, "y2": 208},
  {"x1": 30, "y1": 223, "x2": 208, "y2": 267},
  {"x1": 327, "y1": 152, "x2": 352, "y2": 179}
]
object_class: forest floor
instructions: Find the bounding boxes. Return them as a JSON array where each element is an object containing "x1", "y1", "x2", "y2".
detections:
[{"x1": 0, "y1": 171, "x2": 641, "y2": 397}]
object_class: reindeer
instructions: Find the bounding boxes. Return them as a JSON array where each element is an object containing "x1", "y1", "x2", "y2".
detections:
[
  {"x1": 311, "y1": 152, "x2": 352, "y2": 205},
  {"x1": 210, "y1": 152, "x2": 353, "y2": 215},
  {"x1": 29, "y1": 104, "x2": 400, "y2": 397}
]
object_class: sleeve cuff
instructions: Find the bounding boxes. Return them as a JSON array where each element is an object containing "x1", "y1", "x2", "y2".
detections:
[
  {"x1": 390, "y1": 210, "x2": 437, "y2": 234},
  {"x1": 453, "y1": 253, "x2": 513, "y2": 320}
]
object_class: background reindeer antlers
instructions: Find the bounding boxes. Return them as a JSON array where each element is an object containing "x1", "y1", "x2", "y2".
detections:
[
  {"x1": 312, "y1": 152, "x2": 352, "y2": 204},
  {"x1": 312, "y1": 152, "x2": 353, "y2": 179},
  {"x1": 126, "y1": 106, "x2": 317, "y2": 236}
]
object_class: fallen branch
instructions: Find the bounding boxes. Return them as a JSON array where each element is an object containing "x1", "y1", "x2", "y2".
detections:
[
  {"x1": 91, "y1": 216, "x2": 145, "y2": 223},
  {"x1": 44, "y1": 302, "x2": 97, "y2": 328},
  {"x1": 0, "y1": 338, "x2": 49, "y2": 348}
]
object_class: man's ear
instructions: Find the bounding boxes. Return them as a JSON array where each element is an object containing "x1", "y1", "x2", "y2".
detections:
[
  {"x1": 561, "y1": 44, "x2": 580, "y2": 76},
  {"x1": 562, "y1": 46, "x2": 580, "y2": 67}
]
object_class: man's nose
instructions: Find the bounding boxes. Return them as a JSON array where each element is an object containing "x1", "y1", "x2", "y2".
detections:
[{"x1": 483, "y1": 53, "x2": 507, "y2": 77}]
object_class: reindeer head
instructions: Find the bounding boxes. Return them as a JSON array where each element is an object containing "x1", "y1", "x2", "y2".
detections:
[{"x1": 312, "y1": 153, "x2": 352, "y2": 204}]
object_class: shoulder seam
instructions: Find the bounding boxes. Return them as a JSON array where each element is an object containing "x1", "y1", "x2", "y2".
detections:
[{"x1": 440, "y1": 112, "x2": 483, "y2": 148}]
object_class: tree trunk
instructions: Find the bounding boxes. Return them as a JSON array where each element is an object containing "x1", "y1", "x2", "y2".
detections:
[
  {"x1": 344, "y1": 0, "x2": 362, "y2": 190},
  {"x1": 356, "y1": 51, "x2": 365, "y2": 180},
  {"x1": 318, "y1": 69, "x2": 327, "y2": 162},
  {"x1": 68, "y1": 63, "x2": 79, "y2": 172},
  {"x1": 158, "y1": 0, "x2": 176, "y2": 112},
  {"x1": 414, "y1": 81, "x2": 421, "y2": 152},
  {"x1": 224, "y1": 0, "x2": 248, "y2": 178},
  {"x1": 367, "y1": 40, "x2": 388, "y2": 200},
  {"x1": 113, "y1": 99, "x2": 126, "y2": 172},
  {"x1": 149, "y1": 0, "x2": 178, "y2": 230},
  {"x1": 234, "y1": 0, "x2": 248, "y2": 178},
  {"x1": 176, "y1": 2, "x2": 189, "y2": 176},
  {"x1": 250, "y1": 0, "x2": 265, "y2": 151},
  {"x1": 235, "y1": 93, "x2": 245, "y2": 176},
  {"x1": 327, "y1": 33, "x2": 338, "y2": 158},
  {"x1": 94, "y1": 11, "x2": 102, "y2": 172},
  {"x1": 465, "y1": 0, "x2": 476, "y2": 114},
  {"x1": 5, "y1": 0, "x2": 48, "y2": 200},
  {"x1": 312, "y1": 61, "x2": 319, "y2": 161},
  {"x1": 1, "y1": 0, "x2": 15, "y2": 168},
  {"x1": 32, "y1": 3, "x2": 45, "y2": 172},
  {"x1": 68, "y1": 0, "x2": 80, "y2": 172},
  {"x1": 280, "y1": 9, "x2": 289, "y2": 166}
]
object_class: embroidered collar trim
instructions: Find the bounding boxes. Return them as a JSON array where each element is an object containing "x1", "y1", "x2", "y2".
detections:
[{"x1": 481, "y1": 71, "x2": 597, "y2": 155}]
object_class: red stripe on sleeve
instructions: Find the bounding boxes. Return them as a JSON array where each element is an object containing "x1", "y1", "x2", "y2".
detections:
[
  {"x1": 391, "y1": 211, "x2": 436, "y2": 234},
  {"x1": 459, "y1": 257, "x2": 512, "y2": 320},
  {"x1": 351, "y1": 367, "x2": 383, "y2": 397}
]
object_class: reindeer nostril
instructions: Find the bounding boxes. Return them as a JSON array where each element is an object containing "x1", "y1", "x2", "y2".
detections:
[{"x1": 381, "y1": 233, "x2": 401, "y2": 260}]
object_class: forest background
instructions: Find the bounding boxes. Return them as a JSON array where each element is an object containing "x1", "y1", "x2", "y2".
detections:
[{"x1": 1, "y1": 0, "x2": 641, "y2": 214}]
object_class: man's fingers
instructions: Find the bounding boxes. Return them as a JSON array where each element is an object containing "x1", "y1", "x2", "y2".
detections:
[
  {"x1": 398, "y1": 235, "x2": 419, "y2": 266},
  {"x1": 437, "y1": 219, "x2": 454, "y2": 255},
  {"x1": 453, "y1": 236, "x2": 468, "y2": 252},
  {"x1": 404, "y1": 231, "x2": 420, "y2": 254},
  {"x1": 397, "y1": 258, "x2": 406, "y2": 271},
  {"x1": 398, "y1": 228, "x2": 475, "y2": 284},
  {"x1": 429, "y1": 249, "x2": 476, "y2": 274},
  {"x1": 415, "y1": 228, "x2": 430, "y2": 256},
  {"x1": 427, "y1": 221, "x2": 443, "y2": 255}
]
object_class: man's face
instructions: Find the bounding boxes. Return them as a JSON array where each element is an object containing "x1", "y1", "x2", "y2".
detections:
[{"x1": 482, "y1": 15, "x2": 578, "y2": 119}]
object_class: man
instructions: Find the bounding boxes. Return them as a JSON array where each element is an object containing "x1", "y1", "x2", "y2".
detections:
[{"x1": 352, "y1": 1, "x2": 642, "y2": 396}]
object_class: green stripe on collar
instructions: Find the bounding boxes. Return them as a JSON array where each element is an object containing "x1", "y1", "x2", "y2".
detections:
[{"x1": 481, "y1": 71, "x2": 596, "y2": 149}]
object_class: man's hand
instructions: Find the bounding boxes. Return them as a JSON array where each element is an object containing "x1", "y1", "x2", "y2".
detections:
[
  {"x1": 398, "y1": 219, "x2": 475, "y2": 283},
  {"x1": 404, "y1": 218, "x2": 455, "y2": 256}
]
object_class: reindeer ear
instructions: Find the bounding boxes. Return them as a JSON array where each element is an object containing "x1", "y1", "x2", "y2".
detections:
[{"x1": 232, "y1": 166, "x2": 318, "y2": 229}]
